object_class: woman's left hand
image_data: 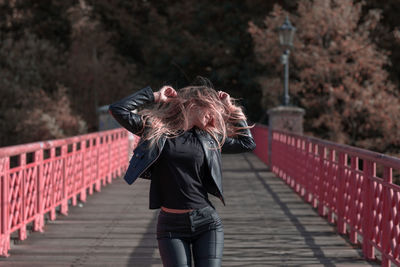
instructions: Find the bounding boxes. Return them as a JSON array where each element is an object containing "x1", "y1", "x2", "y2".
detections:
[
  {"x1": 218, "y1": 91, "x2": 242, "y2": 113},
  {"x1": 218, "y1": 91, "x2": 231, "y2": 104},
  {"x1": 218, "y1": 91, "x2": 234, "y2": 109}
]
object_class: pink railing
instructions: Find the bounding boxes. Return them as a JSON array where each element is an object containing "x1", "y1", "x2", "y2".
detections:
[
  {"x1": 251, "y1": 124, "x2": 400, "y2": 267},
  {"x1": 0, "y1": 128, "x2": 139, "y2": 257},
  {"x1": 2, "y1": 123, "x2": 399, "y2": 265}
]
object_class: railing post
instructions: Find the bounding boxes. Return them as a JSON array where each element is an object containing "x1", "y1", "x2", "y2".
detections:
[
  {"x1": 270, "y1": 131, "x2": 275, "y2": 173},
  {"x1": 318, "y1": 145, "x2": 326, "y2": 216},
  {"x1": 311, "y1": 143, "x2": 318, "y2": 208},
  {"x1": 300, "y1": 138, "x2": 307, "y2": 199},
  {"x1": 327, "y1": 149, "x2": 335, "y2": 224},
  {"x1": 80, "y1": 140, "x2": 87, "y2": 203},
  {"x1": 304, "y1": 140, "x2": 311, "y2": 204},
  {"x1": 61, "y1": 144, "x2": 68, "y2": 216},
  {"x1": 0, "y1": 157, "x2": 10, "y2": 257},
  {"x1": 336, "y1": 152, "x2": 346, "y2": 234},
  {"x1": 34, "y1": 149, "x2": 44, "y2": 232},
  {"x1": 107, "y1": 134, "x2": 111, "y2": 184},
  {"x1": 361, "y1": 160, "x2": 375, "y2": 260},
  {"x1": 71, "y1": 142, "x2": 78, "y2": 207},
  {"x1": 95, "y1": 135, "x2": 101, "y2": 192},
  {"x1": 349, "y1": 156, "x2": 358, "y2": 244},
  {"x1": 88, "y1": 138, "x2": 94, "y2": 196},
  {"x1": 49, "y1": 147, "x2": 56, "y2": 221},
  {"x1": 268, "y1": 126, "x2": 272, "y2": 168},
  {"x1": 117, "y1": 132, "x2": 122, "y2": 177},
  {"x1": 19, "y1": 153, "x2": 27, "y2": 241},
  {"x1": 282, "y1": 134, "x2": 288, "y2": 181},
  {"x1": 381, "y1": 166, "x2": 392, "y2": 267}
]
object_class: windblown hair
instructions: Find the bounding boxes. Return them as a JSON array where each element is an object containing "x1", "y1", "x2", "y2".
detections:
[{"x1": 137, "y1": 84, "x2": 252, "y2": 150}]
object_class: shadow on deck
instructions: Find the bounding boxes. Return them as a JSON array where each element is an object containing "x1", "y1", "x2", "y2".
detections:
[{"x1": 0, "y1": 153, "x2": 378, "y2": 266}]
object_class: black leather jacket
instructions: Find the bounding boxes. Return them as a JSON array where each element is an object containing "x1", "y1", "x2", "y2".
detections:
[{"x1": 108, "y1": 86, "x2": 256, "y2": 209}]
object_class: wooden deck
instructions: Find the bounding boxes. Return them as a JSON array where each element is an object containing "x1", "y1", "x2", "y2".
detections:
[{"x1": 0, "y1": 153, "x2": 378, "y2": 266}]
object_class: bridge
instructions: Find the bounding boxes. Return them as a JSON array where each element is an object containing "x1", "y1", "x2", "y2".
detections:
[{"x1": 0, "y1": 125, "x2": 398, "y2": 266}]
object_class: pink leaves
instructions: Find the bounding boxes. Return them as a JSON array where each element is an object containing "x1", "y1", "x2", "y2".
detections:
[{"x1": 248, "y1": 0, "x2": 400, "y2": 152}]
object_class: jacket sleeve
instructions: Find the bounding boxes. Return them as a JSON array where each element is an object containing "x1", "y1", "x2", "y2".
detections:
[
  {"x1": 221, "y1": 119, "x2": 256, "y2": 154},
  {"x1": 108, "y1": 86, "x2": 155, "y2": 135}
]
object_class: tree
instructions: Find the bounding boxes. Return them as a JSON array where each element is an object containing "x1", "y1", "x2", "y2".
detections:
[
  {"x1": 0, "y1": 31, "x2": 86, "y2": 146},
  {"x1": 359, "y1": 0, "x2": 400, "y2": 87},
  {"x1": 249, "y1": 0, "x2": 400, "y2": 152},
  {"x1": 93, "y1": 0, "x2": 289, "y2": 122},
  {"x1": 0, "y1": 1, "x2": 86, "y2": 146},
  {"x1": 61, "y1": 0, "x2": 138, "y2": 131}
]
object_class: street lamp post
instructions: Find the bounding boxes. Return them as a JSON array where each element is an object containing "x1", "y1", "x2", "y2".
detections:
[
  {"x1": 267, "y1": 16, "x2": 302, "y2": 168},
  {"x1": 278, "y1": 16, "x2": 296, "y2": 106}
]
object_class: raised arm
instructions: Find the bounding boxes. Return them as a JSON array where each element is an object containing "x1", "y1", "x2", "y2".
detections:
[
  {"x1": 108, "y1": 86, "x2": 177, "y2": 135},
  {"x1": 221, "y1": 119, "x2": 256, "y2": 154},
  {"x1": 217, "y1": 91, "x2": 256, "y2": 154},
  {"x1": 108, "y1": 86, "x2": 155, "y2": 135}
]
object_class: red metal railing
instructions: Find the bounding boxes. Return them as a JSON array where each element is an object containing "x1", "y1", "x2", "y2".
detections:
[
  {"x1": 252, "y1": 124, "x2": 399, "y2": 267},
  {"x1": 0, "y1": 128, "x2": 139, "y2": 257},
  {"x1": 2, "y1": 123, "x2": 399, "y2": 265}
]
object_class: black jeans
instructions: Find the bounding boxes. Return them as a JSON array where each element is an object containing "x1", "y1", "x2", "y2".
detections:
[{"x1": 157, "y1": 206, "x2": 224, "y2": 267}]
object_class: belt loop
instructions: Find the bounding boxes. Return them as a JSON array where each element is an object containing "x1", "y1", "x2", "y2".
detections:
[{"x1": 169, "y1": 232, "x2": 172, "y2": 238}]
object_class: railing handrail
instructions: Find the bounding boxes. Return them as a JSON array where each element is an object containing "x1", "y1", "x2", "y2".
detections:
[
  {"x1": 0, "y1": 129, "x2": 123, "y2": 158},
  {"x1": 273, "y1": 128, "x2": 400, "y2": 169}
]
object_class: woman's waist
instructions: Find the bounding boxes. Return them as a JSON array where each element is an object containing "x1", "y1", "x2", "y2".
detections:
[
  {"x1": 159, "y1": 205, "x2": 214, "y2": 217},
  {"x1": 157, "y1": 205, "x2": 220, "y2": 232},
  {"x1": 161, "y1": 206, "x2": 193, "y2": 214}
]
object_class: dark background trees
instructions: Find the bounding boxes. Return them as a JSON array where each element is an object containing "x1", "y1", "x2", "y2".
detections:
[
  {"x1": 1, "y1": 0, "x2": 399, "y2": 154},
  {"x1": 249, "y1": 0, "x2": 400, "y2": 153}
]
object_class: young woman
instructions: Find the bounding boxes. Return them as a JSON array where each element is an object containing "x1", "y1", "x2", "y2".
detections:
[{"x1": 109, "y1": 80, "x2": 256, "y2": 267}]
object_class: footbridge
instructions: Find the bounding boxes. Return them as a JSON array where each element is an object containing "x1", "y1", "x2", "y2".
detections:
[{"x1": 0, "y1": 125, "x2": 398, "y2": 266}]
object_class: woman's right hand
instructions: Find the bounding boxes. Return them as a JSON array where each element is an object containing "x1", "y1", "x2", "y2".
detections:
[{"x1": 154, "y1": 86, "x2": 177, "y2": 103}]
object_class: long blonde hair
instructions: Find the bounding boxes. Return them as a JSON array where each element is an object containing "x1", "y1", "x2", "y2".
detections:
[{"x1": 137, "y1": 85, "x2": 252, "y2": 149}]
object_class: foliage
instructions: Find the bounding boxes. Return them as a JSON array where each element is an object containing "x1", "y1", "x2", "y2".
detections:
[
  {"x1": 249, "y1": 0, "x2": 400, "y2": 152},
  {"x1": 1, "y1": 0, "x2": 400, "y2": 153},
  {"x1": 358, "y1": 0, "x2": 400, "y2": 86},
  {"x1": 1, "y1": 0, "x2": 284, "y2": 146},
  {"x1": 92, "y1": 0, "x2": 276, "y2": 121},
  {"x1": 0, "y1": 2, "x2": 86, "y2": 146},
  {"x1": 17, "y1": 84, "x2": 87, "y2": 143},
  {"x1": 60, "y1": 0, "x2": 139, "y2": 131}
]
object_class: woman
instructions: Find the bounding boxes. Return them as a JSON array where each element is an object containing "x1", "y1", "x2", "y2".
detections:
[{"x1": 108, "y1": 80, "x2": 256, "y2": 267}]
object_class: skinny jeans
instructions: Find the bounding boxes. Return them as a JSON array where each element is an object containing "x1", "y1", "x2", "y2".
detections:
[{"x1": 156, "y1": 206, "x2": 224, "y2": 267}]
